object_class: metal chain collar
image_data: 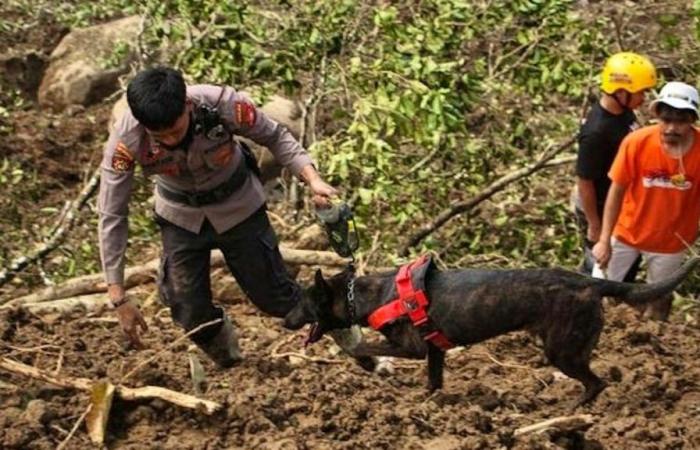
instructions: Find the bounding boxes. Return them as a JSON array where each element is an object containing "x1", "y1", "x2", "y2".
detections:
[{"x1": 346, "y1": 263, "x2": 357, "y2": 323}]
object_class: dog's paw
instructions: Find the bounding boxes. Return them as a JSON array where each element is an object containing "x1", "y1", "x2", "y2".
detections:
[
  {"x1": 374, "y1": 357, "x2": 395, "y2": 376},
  {"x1": 354, "y1": 356, "x2": 377, "y2": 372}
]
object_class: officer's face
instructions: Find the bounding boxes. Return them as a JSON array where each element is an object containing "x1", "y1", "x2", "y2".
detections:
[{"x1": 147, "y1": 101, "x2": 192, "y2": 148}]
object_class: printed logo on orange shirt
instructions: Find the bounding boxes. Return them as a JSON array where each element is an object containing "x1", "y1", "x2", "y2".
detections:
[{"x1": 642, "y1": 169, "x2": 692, "y2": 190}]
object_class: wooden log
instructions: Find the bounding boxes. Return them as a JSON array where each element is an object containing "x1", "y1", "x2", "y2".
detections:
[
  {"x1": 2, "y1": 246, "x2": 350, "y2": 308},
  {"x1": 2, "y1": 260, "x2": 159, "y2": 307},
  {"x1": 514, "y1": 414, "x2": 594, "y2": 437},
  {"x1": 0, "y1": 357, "x2": 221, "y2": 414},
  {"x1": 23, "y1": 293, "x2": 108, "y2": 315}
]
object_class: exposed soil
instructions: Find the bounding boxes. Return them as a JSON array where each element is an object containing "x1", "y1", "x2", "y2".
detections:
[{"x1": 2, "y1": 296, "x2": 700, "y2": 449}]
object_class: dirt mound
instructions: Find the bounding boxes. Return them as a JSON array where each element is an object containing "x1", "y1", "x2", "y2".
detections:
[{"x1": 2, "y1": 296, "x2": 699, "y2": 449}]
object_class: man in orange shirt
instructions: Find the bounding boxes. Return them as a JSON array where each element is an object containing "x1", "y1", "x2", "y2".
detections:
[{"x1": 592, "y1": 81, "x2": 700, "y2": 320}]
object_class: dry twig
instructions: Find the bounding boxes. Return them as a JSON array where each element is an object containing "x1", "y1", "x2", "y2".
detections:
[
  {"x1": 514, "y1": 414, "x2": 594, "y2": 437},
  {"x1": 0, "y1": 166, "x2": 100, "y2": 288},
  {"x1": 121, "y1": 318, "x2": 223, "y2": 382},
  {"x1": 0, "y1": 357, "x2": 222, "y2": 414},
  {"x1": 56, "y1": 404, "x2": 92, "y2": 450},
  {"x1": 270, "y1": 333, "x2": 344, "y2": 365},
  {"x1": 473, "y1": 351, "x2": 549, "y2": 389}
]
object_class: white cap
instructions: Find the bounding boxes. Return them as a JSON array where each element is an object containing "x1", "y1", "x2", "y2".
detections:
[{"x1": 650, "y1": 81, "x2": 699, "y2": 116}]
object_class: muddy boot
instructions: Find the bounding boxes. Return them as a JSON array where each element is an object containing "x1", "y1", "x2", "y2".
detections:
[
  {"x1": 329, "y1": 326, "x2": 381, "y2": 373},
  {"x1": 197, "y1": 315, "x2": 243, "y2": 368},
  {"x1": 643, "y1": 295, "x2": 673, "y2": 322}
]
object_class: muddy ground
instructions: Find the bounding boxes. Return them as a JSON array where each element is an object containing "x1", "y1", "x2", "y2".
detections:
[
  {"x1": 2, "y1": 296, "x2": 700, "y2": 449},
  {"x1": 1, "y1": 3, "x2": 700, "y2": 450}
]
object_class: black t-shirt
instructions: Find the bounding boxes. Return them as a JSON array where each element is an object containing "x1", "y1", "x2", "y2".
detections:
[{"x1": 575, "y1": 102, "x2": 637, "y2": 215}]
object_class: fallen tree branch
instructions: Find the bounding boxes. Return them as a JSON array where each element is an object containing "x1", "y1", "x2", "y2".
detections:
[
  {"x1": 400, "y1": 142, "x2": 576, "y2": 256},
  {"x1": 514, "y1": 414, "x2": 594, "y2": 437},
  {"x1": 269, "y1": 333, "x2": 344, "y2": 365},
  {"x1": 3, "y1": 263, "x2": 158, "y2": 307},
  {"x1": 2, "y1": 246, "x2": 350, "y2": 308},
  {"x1": 0, "y1": 357, "x2": 222, "y2": 414},
  {"x1": 0, "y1": 166, "x2": 100, "y2": 288},
  {"x1": 22, "y1": 293, "x2": 108, "y2": 315}
]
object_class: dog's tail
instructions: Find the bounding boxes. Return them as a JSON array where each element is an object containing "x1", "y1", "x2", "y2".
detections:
[{"x1": 592, "y1": 256, "x2": 700, "y2": 305}]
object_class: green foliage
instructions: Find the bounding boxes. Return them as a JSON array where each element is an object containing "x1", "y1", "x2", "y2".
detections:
[
  {"x1": 52, "y1": 0, "x2": 139, "y2": 27},
  {"x1": 105, "y1": 0, "x2": 697, "y2": 271},
  {"x1": 0, "y1": 158, "x2": 26, "y2": 187},
  {"x1": 100, "y1": 40, "x2": 132, "y2": 69},
  {"x1": 5, "y1": 0, "x2": 700, "y2": 299}
]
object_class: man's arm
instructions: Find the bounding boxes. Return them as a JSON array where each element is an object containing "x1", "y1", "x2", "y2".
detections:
[
  {"x1": 592, "y1": 182, "x2": 626, "y2": 268},
  {"x1": 98, "y1": 119, "x2": 148, "y2": 347},
  {"x1": 577, "y1": 178, "x2": 601, "y2": 242},
  {"x1": 221, "y1": 88, "x2": 313, "y2": 176},
  {"x1": 220, "y1": 87, "x2": 337, "y2": 204}
]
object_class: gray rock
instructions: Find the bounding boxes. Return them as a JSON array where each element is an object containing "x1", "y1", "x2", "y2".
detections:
[{"x1": 38, "y1": 15, "x2": 142, "y2": 111}]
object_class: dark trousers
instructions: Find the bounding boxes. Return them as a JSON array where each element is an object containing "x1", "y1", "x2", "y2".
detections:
[
  {"x1": 156, "y1": 206, "x2": 300, "y2": 344},
  {"x1": 574, "y1": 208, "x2": 641, "y2": 282}
]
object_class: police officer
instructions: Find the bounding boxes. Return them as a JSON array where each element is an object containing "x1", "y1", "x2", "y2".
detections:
[{"x1": 99, "y1": 67, "x2": 358, "y2": 367}]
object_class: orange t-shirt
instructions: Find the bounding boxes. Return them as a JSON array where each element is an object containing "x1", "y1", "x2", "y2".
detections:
[{"x1": 609, "y1": 124, "x2": 700, "y2": 253}]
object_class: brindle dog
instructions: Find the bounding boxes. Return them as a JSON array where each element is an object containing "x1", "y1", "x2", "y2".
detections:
[{"x1": 284, "y1": 257, "x2": 700, "y2": 406}]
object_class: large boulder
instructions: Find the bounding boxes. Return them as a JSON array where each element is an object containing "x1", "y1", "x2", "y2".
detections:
[
  {"x1": 38, "y1": 15, "x2": 141, "y2": 112},
  {"x1": 246, "y1": 94, "x2": 304, "y2": 182}
]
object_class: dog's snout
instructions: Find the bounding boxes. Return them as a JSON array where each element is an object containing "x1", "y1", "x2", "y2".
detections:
[{"x1": 283, "y1": 305, "x2": 307, "y2": 330}]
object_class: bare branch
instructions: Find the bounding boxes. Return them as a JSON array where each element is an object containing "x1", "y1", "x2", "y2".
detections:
[
  {"x1": 0, "y1": 167, "x2": 100, "y2": 288},
  {"x1": 399, "y1": 138, "x2": 576, "y2": 256}
]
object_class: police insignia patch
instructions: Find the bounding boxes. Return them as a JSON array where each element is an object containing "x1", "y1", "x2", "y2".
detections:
[
  {"x1": 234, "y1": 101, "x2": 256, "y2": 128},
  {"x1": 112, "y1": 142, "x2": 135, "y2": 172}
]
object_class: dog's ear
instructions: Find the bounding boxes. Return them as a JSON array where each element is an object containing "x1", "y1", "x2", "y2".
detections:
[
  {"x1": 314, "y1": 269, "x2": 328, "y2": 290},
  {"x1": 313, "y1": 269, "x2": 333, "y2": 304}
]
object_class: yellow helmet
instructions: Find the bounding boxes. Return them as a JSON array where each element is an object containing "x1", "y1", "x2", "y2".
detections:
[{"x1": 600, "y1": 52, "x2": 657, "y2": 94}]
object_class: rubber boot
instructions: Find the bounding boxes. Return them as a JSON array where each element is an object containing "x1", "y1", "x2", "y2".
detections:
[{"x1": 197, "y1": 315, "x2": 243, "y2": 368}]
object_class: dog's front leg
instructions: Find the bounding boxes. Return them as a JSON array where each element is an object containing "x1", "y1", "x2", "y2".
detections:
[
  {"x1": 353, "y1": 340, "x2": 426, "y2": 359},
  {"x1": 427, "y1": 344, "x2": 445, "y2": 391}
]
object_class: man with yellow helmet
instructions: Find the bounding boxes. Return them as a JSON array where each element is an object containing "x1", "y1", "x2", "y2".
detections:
[{"x1": 573, "y1": 52, "x2": 657, "y2": 276}]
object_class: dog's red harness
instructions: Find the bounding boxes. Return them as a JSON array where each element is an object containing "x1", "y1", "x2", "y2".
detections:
[{"x1": 367, "y1": 255, "x2": 455, "y2": 351}]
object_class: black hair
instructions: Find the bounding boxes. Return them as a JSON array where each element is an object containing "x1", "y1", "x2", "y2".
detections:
[
  {"x1": 126, "y1": 67, "x2": 187, "y2": 130},
  {"x1": 656, "y1": 102, "x2": 698, "y2": 122}
]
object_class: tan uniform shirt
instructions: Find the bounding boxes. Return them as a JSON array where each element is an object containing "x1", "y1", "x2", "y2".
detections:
[{"x1": 98, "y1": 84, "x2": 313, "y2": 285}]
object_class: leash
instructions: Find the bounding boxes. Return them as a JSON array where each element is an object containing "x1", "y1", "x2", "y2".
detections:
[
  {"x1": 315, "y1": 201, "x2": 360, "y2": 324},
  {"x1": 346, "y1": 254, "x2": 357, "y2": 324}
]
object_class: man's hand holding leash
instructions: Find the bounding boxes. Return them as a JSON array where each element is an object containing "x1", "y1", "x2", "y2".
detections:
[{"x1": 300, "y1": 164, "x2": 338, "y2": 207}]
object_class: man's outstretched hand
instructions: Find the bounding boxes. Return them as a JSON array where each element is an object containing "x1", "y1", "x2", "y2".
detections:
[{"x1": 115, "y1": 301, "x2": 148, "y2": 349}]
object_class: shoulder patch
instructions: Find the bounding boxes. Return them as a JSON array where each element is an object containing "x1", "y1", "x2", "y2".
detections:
[
  {"x1": 234, "y1": 100, "x2": 257, "y2": 128},
  {"x1": 112, "y1": 142, "x2": 135, "y2": 172}
]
